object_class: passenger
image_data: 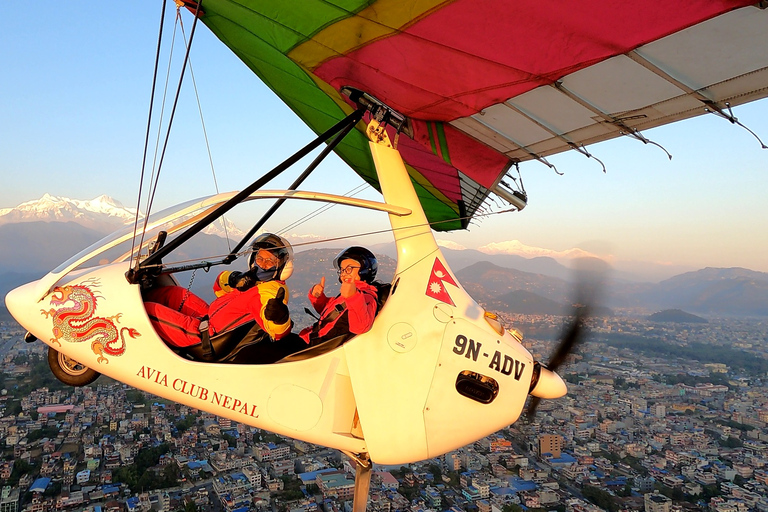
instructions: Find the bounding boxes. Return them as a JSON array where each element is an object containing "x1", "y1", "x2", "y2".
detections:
[
  {"x1": 144, "y1": 233, "x2": 294, "y2": 350},
  {"x1": 298, "y1": 246, "x2": 379, "y2": 346}
]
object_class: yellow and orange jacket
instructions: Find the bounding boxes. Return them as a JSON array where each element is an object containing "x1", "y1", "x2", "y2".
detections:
[{"x1": 208, "y1": 271, "x2": 291, "y2": 340}]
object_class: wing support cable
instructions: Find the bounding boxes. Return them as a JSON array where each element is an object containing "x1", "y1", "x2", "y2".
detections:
[
  {"x1": 129, "y1": 1, "x2": 168, "y2": 270},
  {"x1": 276, "y1": 183, "x2": 369, "y2": 235},
  {"x1": 552, "y1": 82, "x2": 673, "y2": 160},
  {"x1": 222, "y1": 108, "x2": 363, "y2": 264},
  {"x1": 501, "y1": 102, "x2": 607, "y2": 173},
  {"x1": 133, "y1": 0, "x2": 205, "y2": 272},
  {"x1": 493, "y1": 162, "x2": 528, "y2": 211},
  {"x1": 627, "y1": 50, "x2": 767, "y2": 150},
  {"x1": 128, "y1": 106, "x2": 365, "y2": 282}
]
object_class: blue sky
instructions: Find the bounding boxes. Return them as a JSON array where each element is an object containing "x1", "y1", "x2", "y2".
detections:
[{"x1": 2, "y1": 3, "x2": 767, "y2": 277}]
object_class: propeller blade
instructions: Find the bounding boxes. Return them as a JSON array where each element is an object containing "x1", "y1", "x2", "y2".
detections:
[
  {"x1": 526, "y1": 313, "x2": 585, "y2": 420},
  {"x1": 526, "y1": 259, "x2": 607, "y2": 420},
  {"x1": 545, "y1": 307, "x2": 587, "y2": 373},
  {"x1": 526, "y1": 395, "x2": 542, "y2": 421}
]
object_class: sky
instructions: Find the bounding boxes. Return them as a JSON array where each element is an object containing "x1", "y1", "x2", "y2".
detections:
[{"x1": 2, "y1": 3, "x2": 767, "y2": 279}]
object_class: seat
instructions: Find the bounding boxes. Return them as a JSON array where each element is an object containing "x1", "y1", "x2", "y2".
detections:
[
  {"x1": 374, "y1": 282, "x2": 392, "y2": 313},
  {"x1": 171, "y1": 321, "x2": 270, "y2": 363},
  {"x1": 275, "y1": 333, "x2": 352, "y2": 363}
]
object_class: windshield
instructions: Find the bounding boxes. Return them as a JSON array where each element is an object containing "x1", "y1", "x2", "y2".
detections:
[{"x1": 52, "y1": 195, "x2": 221, "y2": 274}]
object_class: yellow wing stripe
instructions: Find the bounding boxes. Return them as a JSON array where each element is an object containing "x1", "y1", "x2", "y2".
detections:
[{"x1": 288, "y1": 0, "x2": 452, "y2": 70}]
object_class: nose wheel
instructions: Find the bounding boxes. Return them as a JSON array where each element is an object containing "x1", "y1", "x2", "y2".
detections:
[{"x1": 48, "y1": 347, "x2": 100, "y2": 387}]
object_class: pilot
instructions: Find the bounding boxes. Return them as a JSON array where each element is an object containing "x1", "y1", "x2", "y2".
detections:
[
  {"x1": 298, "y1": 246, "x2": 380, "y2": 346},
  {"x1": 207, "y1": 233, "x2": 293, "y2": 341},
  {"x1": 144, "y1": 233, "x2": 294, "y2": 349}
]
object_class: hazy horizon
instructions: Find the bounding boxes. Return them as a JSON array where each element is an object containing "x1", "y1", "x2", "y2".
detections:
[{"x1": 2, "y1": 192, "x2": 765, "y2": 285}]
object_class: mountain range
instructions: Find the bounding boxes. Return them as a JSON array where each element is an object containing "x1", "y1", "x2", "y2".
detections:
[
  {"x1": 0, "y1": 194, "x2": 136, "y2": 232},
  {"x1": 1, "y1": 195, "x2": 767, "y2": 319}
]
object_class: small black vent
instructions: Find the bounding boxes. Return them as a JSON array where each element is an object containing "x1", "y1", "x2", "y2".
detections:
[{"x1": 455, "y1": 370, "x2": 499, "y2": 404}]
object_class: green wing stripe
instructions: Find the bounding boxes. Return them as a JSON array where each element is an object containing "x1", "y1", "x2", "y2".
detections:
[
  {"x1": 208, "y1": 0, "x2": 369, "y2": 53},
  {"x1": 435, "y1": 122, "x2": 451, "y2": 165},
  {"x1": 426, "y1": 121, "x2": 438, "y2": 156}
]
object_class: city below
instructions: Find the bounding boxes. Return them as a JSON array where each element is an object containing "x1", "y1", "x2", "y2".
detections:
[{"x1": 1, "y1": 310, "x2": 767, "y2": 512}]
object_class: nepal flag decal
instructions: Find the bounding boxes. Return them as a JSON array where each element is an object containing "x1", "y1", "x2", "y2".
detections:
[{"x1": 425, "y1": 258, "x2": 458, "y2": 306}]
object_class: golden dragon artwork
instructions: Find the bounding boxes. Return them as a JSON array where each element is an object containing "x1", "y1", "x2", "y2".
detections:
[{"x1": 41, "y1": 279, "x2": 140, "y2": 363}]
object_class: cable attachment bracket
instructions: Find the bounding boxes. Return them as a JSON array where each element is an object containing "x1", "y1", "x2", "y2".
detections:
[
  {"x1": 341, "y1": 87, "x2": 411, "y2": 148},
  {"x1": 618, "y1": 126, "x2": 673, "y2": 160},
  {"x1": 493, "y1": 161, "x2": 528, "y2": 211},
  {"x1": 529, "y1": 152, "x2": 561, "y2": 175},
  {"x1": 568, "y1": 142, "x2": 607, "y2": 173},
  {"x1": 704, "y1": 101, "x2": 768, "y2": 149}
]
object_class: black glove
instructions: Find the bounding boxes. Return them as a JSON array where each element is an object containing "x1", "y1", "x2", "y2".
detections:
[
  {"x1": 227, "y1": 271, "x2": 244, "y2": 287},
  {"x1": 264, "y1": 287, "x2": 290, "y2": 324},
  {"x1": 229, "y1": 270, "x2": 256, "y2": 291}
]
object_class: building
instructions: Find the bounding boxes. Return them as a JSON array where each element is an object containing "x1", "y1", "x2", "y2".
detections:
[
  {"x1": 242, "y1": 466, "x2": 263, "y2": 489},
  {"x1": 644, "y1": 491, "x2": 671, "y2": 512},
  {"x1": 271, "y1": 458, "x2": 295, "y2": 477},
  {"x1": 424, "y1": 486, "x2": 441, "y2": 508},
  {"x1": 374, "y1": 471, "x2": 399, "y2": 490},
  {"x1": 0, "y1": 486, "x2": 19, "y2": 512},
  {"x1": 254, "y1": 443, "x2": 290, "y2": 462},
  {"x1": 539, "y1": 435, "x2": 563, "y2": 459},
  {"x1": 76, "y1": 470, "x2": 91, "y2": 485},
  {"x1": 445, "y1": 452, "x2": 462, "y2": 471},
  {"x1": 316, "y1": 471, "x2": 355, "y2": 501}
]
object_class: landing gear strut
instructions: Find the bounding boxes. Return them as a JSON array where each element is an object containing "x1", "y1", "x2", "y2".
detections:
[{"x1": 344, "y1": 451, "x2": 372, "y2": 512}]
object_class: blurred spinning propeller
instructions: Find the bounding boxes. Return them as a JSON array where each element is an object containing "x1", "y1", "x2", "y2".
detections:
[{"x1": 526, "y1": 261, "x2": 607, "y2": 420}]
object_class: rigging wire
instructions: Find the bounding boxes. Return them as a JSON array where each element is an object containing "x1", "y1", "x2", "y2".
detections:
[
  {"x1": 136, "y1": 9, "x2": 179, "y2": 260},
  {"x1": 177, "y1": 12, "x2": 232, "y2": 250},
  {"x1": 146, "y1": 19, "x2": 178, "y2": 209},
  {"x1": 130, "y1": 1, "x2": 167, "y2": 271},
  {"x1": 276, "y1": 183, "x2": 370, "y2": 235},
  {"x1": 140, "y1": 205, "x2": 520, "y2": 270},
  {"x1": 135, "y1": 0, "x2": 204, "y2": 265}
]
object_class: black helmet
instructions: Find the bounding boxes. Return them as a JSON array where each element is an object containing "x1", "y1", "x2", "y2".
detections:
[
  {"x1": 333, "y1": 246, "x2": 377, "y2": 283},
  {"x1": 248, "y1": 233, "x2": 294, "y2": 281}
]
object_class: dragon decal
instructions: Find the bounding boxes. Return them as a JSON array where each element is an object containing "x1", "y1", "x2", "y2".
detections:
[{"x1": 41, "y1": 278, "x2": 140, "y2": 364}]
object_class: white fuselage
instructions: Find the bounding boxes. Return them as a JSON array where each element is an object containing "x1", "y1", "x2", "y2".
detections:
[{"x1": 6, "y1": 141, "x2": 552, "y2": 464}]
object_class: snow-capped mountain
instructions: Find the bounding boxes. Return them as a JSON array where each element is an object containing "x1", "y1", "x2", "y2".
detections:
[
  {"x1": 0, "y1": 194, "x2": 245, "y2": 238},
  {"x1": 0, "y1": 194, "x2": 137, "y2": 232},
  {"x1": 201, "y1": 217, "x2": 246, "y2": 239}
]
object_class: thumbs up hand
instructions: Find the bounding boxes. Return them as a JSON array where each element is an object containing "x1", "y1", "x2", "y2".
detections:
[
  {"x1": 264, "y1": 287, "x2": 290, "y2": 324},
  {"x1": 310, "y1": 276, "x2": 326, "y2": 298}
]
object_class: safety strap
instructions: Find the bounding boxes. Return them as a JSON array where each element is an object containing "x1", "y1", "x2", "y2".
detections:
[
  {"x1": 198, "y1": 316, "x2": 213, "y2": 358},
  {"x1": 310, "y1": 303, "x2": 346, "y2": 341}
]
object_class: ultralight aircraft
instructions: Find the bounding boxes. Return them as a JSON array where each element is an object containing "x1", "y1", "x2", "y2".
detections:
[{"x1": 6, "y1": 1, "x2": 768, "y2": 510}]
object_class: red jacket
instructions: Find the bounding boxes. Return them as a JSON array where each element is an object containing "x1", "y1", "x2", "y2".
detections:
[
  {"x1": 208, "y1": 279, "x2": 291, "y2": 340},
  {"x1": 299, "y1": 281, "x2": 377, "y2": 344}
]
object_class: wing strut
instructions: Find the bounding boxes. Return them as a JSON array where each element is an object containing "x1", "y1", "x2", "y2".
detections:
[{"x1": 128, "y1": 106, "x2": 365, "y2": 282}]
